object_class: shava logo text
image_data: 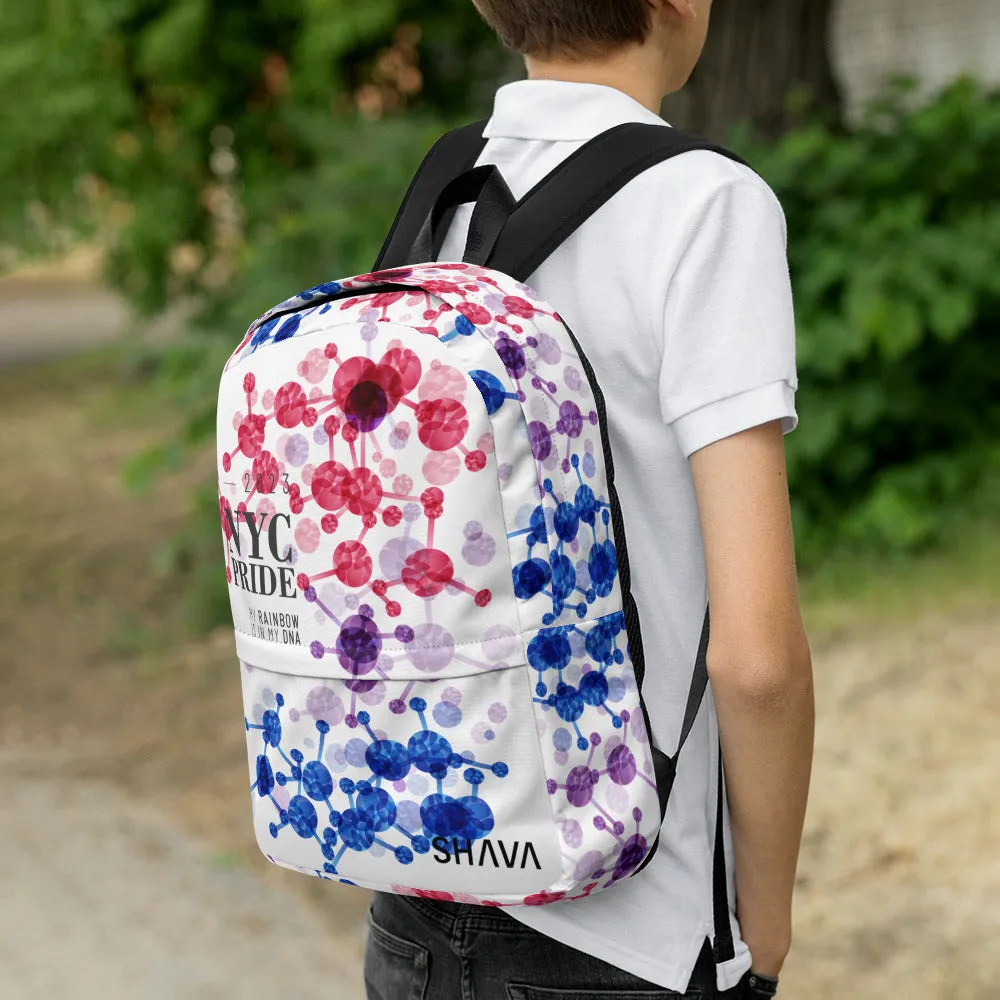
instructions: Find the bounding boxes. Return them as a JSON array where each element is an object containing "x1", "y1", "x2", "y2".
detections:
[{"x1": 432, "y1": 838, "x2": 542, "y2": 869}]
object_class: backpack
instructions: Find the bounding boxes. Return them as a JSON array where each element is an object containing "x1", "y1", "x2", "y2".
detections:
[{"x1": 217, "y1": 120, "x2": 743, "y2": 919}]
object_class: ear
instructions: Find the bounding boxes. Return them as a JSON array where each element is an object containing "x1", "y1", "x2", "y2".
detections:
[{"x1": 649, "y1": 0, "x2": 697, "y2": 20}]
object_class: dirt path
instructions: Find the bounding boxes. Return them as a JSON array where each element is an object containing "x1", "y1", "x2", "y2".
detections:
[
  {"x1": 0, "y1": 748, "x2": 367, "y2": 1000},
  {"x1": 780, "y1": 614, "x2": 1000, "y2": 999},
  {"x1": 0, "y1": 283, "x2": 126, "y2": 368}
]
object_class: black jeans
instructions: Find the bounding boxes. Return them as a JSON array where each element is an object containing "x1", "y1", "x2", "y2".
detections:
[{"x1": 365, "y1": 891, "x2": 744, "y2": 1000}]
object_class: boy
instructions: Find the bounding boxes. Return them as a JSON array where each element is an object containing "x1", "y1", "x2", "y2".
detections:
[{"x1": 364, "y1": 1, "x2": 814, "y2": 997}]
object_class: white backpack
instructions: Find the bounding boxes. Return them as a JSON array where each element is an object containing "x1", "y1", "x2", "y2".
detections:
[{"x1": 217, "y1": 122, "x2": 738, "y2": 909}]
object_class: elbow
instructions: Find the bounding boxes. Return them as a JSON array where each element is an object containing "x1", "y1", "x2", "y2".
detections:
[{"x1": 706, "y1": 634, "x2": 813, "y2": 705}]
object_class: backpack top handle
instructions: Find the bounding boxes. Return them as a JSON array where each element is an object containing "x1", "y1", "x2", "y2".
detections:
[
  {"x1": 407, "y1": 163, "x2": 517, "y2": 266},
  {"x1": 374, "y1": 119, "x2": 489, "y2": 271}
]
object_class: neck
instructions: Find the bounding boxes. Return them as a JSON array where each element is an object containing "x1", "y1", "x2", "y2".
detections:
[{"x1": 524, "y1": 47, "x2": 668, "y2": 114}]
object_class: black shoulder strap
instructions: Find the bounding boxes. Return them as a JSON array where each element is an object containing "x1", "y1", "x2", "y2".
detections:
[
  {"x1": 373, "y1": 120, "x2": 489, "y2": 271},
  {"x1": 486, "y1": 123, "x2": 748, "y2": 284},
  {"x1": 714, "y1": 742, "x2": 736, "y2": 963},
  {"x1": 684, "y1": 607, "x2": 736, "y2": 964},
  {"x1": 677, "y1": 606, "x2": 710, "y2": 758}
]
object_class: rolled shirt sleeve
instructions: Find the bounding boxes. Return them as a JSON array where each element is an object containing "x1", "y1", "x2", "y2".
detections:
[{"x1": 658, "y1": 176, "x2": 799, "y2": 459}]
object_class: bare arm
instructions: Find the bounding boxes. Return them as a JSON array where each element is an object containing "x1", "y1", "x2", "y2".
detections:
[{"x1": 689, "y1": 420, "x2": 814, "y2": 978}]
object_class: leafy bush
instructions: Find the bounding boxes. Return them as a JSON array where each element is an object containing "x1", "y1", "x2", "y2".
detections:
[{"x1": 740, "y1": 79, "x2": 1000, "y2": 564}]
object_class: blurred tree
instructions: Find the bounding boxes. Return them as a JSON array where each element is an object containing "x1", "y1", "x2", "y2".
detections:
[
  {"x1": 0, "y1": 0, "x2": 511, "y2": 624},
  {"x1": 0, "y1": 0, "x2": 510, "y2": 306},
  {"x1": 662, "y1": 0, "x2": 842, "y2": 139}
]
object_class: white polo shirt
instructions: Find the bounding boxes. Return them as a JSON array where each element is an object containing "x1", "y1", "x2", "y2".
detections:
[{"x1": 440, "y1": 80, "x2": 798, "y2": 993}]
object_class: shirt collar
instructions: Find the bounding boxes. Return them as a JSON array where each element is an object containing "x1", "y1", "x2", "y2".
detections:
[{"x1": 483, "y1": 80, "x2": 669, "y2": 141}]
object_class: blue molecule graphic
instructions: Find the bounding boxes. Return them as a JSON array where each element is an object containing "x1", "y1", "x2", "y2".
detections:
[
  {"x1": 508, "y1": 472, "x2": 616, "y2": 624},
  {"x1": 338, "y1": 810, "x2": 376, "y2": 851},
  {"x1": 553, "y1": 502, "x2": 579, "y2": 543},
  {"x1": 470, "y1": 370, "x2": 520, "y2": 415},
  {"x1": 579, "y1": 670, "x2": 610, "y2": 706},
  {"x1": 250, "y1": 316, "x2": 279, "y2": 350},
  {"x1": 366, "y1": 739, "x2": 411, "y2": 781},
  {"x1": 247, "y1": 690, "x2": 509, "y2": 878},
  {"x1": 303, "y1": 759, "x2": 334, "y2": 800},
  {"x1": 420, "y1": 793, "x2": 495, "y2": 840},
  {"x1": 408, "y1": 730, "x2": 454, "y2": 779},
  {"x1": 260, "y1": 709, "x2": 282, "y2": 747},
  {"x1": 588, "y1": 540, "x2": 618, "y2": 599},
  {"x1": 529, "y1": 615, "x2": 629, "y2": 750},
  {"x1": 357, "y1": 786, "x2": 397, "y2": 832},
  {"x1": 286, "y1": 795, "x2": 319, "y2": 838},
  {"x1": 513, "y1": 557, "x2": 551, "y2": 600},
  {"x1": 551, "y1": 684, "x2": 585, "y2": 724},
  {"x1": 527, "y1": 628, "x2": 572, "y2": 673},
  {"x1": 299, "y1": 280, "x2": 343, "y2": 300},
  {"x1": 273, "y1": 313, "x2": 302, "y2": 343},
  {"x1": 254, "y1": 755, "x2": 275, "y2": 798}
]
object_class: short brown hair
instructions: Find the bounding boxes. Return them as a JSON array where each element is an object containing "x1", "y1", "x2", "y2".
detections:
[{"x1": 473, "y1": 0, "x2": 652, "y2": 59}]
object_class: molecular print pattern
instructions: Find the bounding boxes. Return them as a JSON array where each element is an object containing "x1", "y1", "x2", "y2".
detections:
[
  {"x1": 247, "y1": 687, "x2": 509, "y2": 880},
  {"x1": 220, "y1": 262, "x2": 662, "y2": 903}
]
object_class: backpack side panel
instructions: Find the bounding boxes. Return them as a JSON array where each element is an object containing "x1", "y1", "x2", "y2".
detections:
[{"x1": 333, "y1": 265, "x2": 663, "y2": 902}]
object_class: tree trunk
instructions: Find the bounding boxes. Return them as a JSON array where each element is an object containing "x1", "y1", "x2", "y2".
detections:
[{"x1": 661, "y1": 0, "x2": 842, "y2": 141}]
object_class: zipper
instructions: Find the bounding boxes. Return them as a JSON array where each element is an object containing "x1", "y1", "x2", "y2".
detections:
[{"x1": 247, "y1": 284, "x2": 423, "y2": 336}]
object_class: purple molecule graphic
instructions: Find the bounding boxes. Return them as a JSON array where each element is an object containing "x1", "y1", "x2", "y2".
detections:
[
  {"x1": 534, "y1": 332, "x2": 562, "y2": 364},
  {"x1": 408, "y1": 623, "x2": 454, "y2": 673},
  {"x1": 285, "y1": 432, "x2": 310, "y2": 466},
  {"x1": 379, "y1": 535, "x2": 421, "y2": 579},
  {"x1": 495, "y1": 337, "x2": 527, "y2": 379},
  {"x1": 306, "y1": 685, "x2": 345, "y2": 726},
  {"x1": 462, "y1": 520, "x2": 496, "y2": 566},
  {"x1": 482, "y1": 624, "x2": 518, "y2": 663},
  {"x1": 606, "y1": 742, "x2": 638, "y2": 785},
  {"x1": 564, "y1": 366, "x2": 583, "y2": 392},
  {"x1": 564, "y1": 765, "x2": 595, "y2": 808},
  {"x1": 557, "y1": 400, "x2": 584, "y2": 438},
  {"x1": 432, "y1": 700, "x2": 462, "y2": 728},
  {"x1": 336, "y1": 609, "x2": 382, "y2": 676},
  {"x1": 527, "y1": 421, "x2": 552, "y2": 461}
]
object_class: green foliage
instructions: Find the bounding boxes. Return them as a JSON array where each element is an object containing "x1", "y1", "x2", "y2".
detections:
[
  {"x1": 738, "y1": 79, "x2": 1000, "y2": 564},
  {"x1": 0, "y1": 0, "x2": 508, "y2": 628},
  {"x1": 0, "y1": 0, "x2": 506, "y2": 279},
  {"x1": 2, "y1": 3, "x2": 997, "y2": 616}
]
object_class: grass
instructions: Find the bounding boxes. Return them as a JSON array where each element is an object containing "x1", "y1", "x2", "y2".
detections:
[{"x1": 799, "y1": 514, "x2": 1000, "y2": 646}]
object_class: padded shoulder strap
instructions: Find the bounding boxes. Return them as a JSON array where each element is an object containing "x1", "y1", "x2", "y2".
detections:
[
  {"x1": 486, "y1": 123, "x2": 748, "y2": 284},
  {"x1": 373, "y1": 120, "x2": 489, "y2": 271}
]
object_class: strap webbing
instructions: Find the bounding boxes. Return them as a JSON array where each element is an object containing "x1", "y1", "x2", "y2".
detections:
[
  {"x1": 373, "y1": 119, "x2": 488, "y2": 271},
  {"x1": 677, "y1": 605, "x2": 711, "y2": 758},
  {"x1": 485, "y1": 123, "x2": 747, "y2": 283},
  {"x1": 408, "y1": 164, "x2": 515, "y2": 265},
  {"x1": 713, "y1": 741, "x2": 736, "y2": 962}
]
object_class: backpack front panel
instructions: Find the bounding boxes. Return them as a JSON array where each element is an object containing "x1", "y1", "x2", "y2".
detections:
[
  {"x1": 219, "y1": 311, "x2": 562, "y2": 897},
  {"x1": 220, "y1": 264, "x2": 662, "y2": 905}
]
